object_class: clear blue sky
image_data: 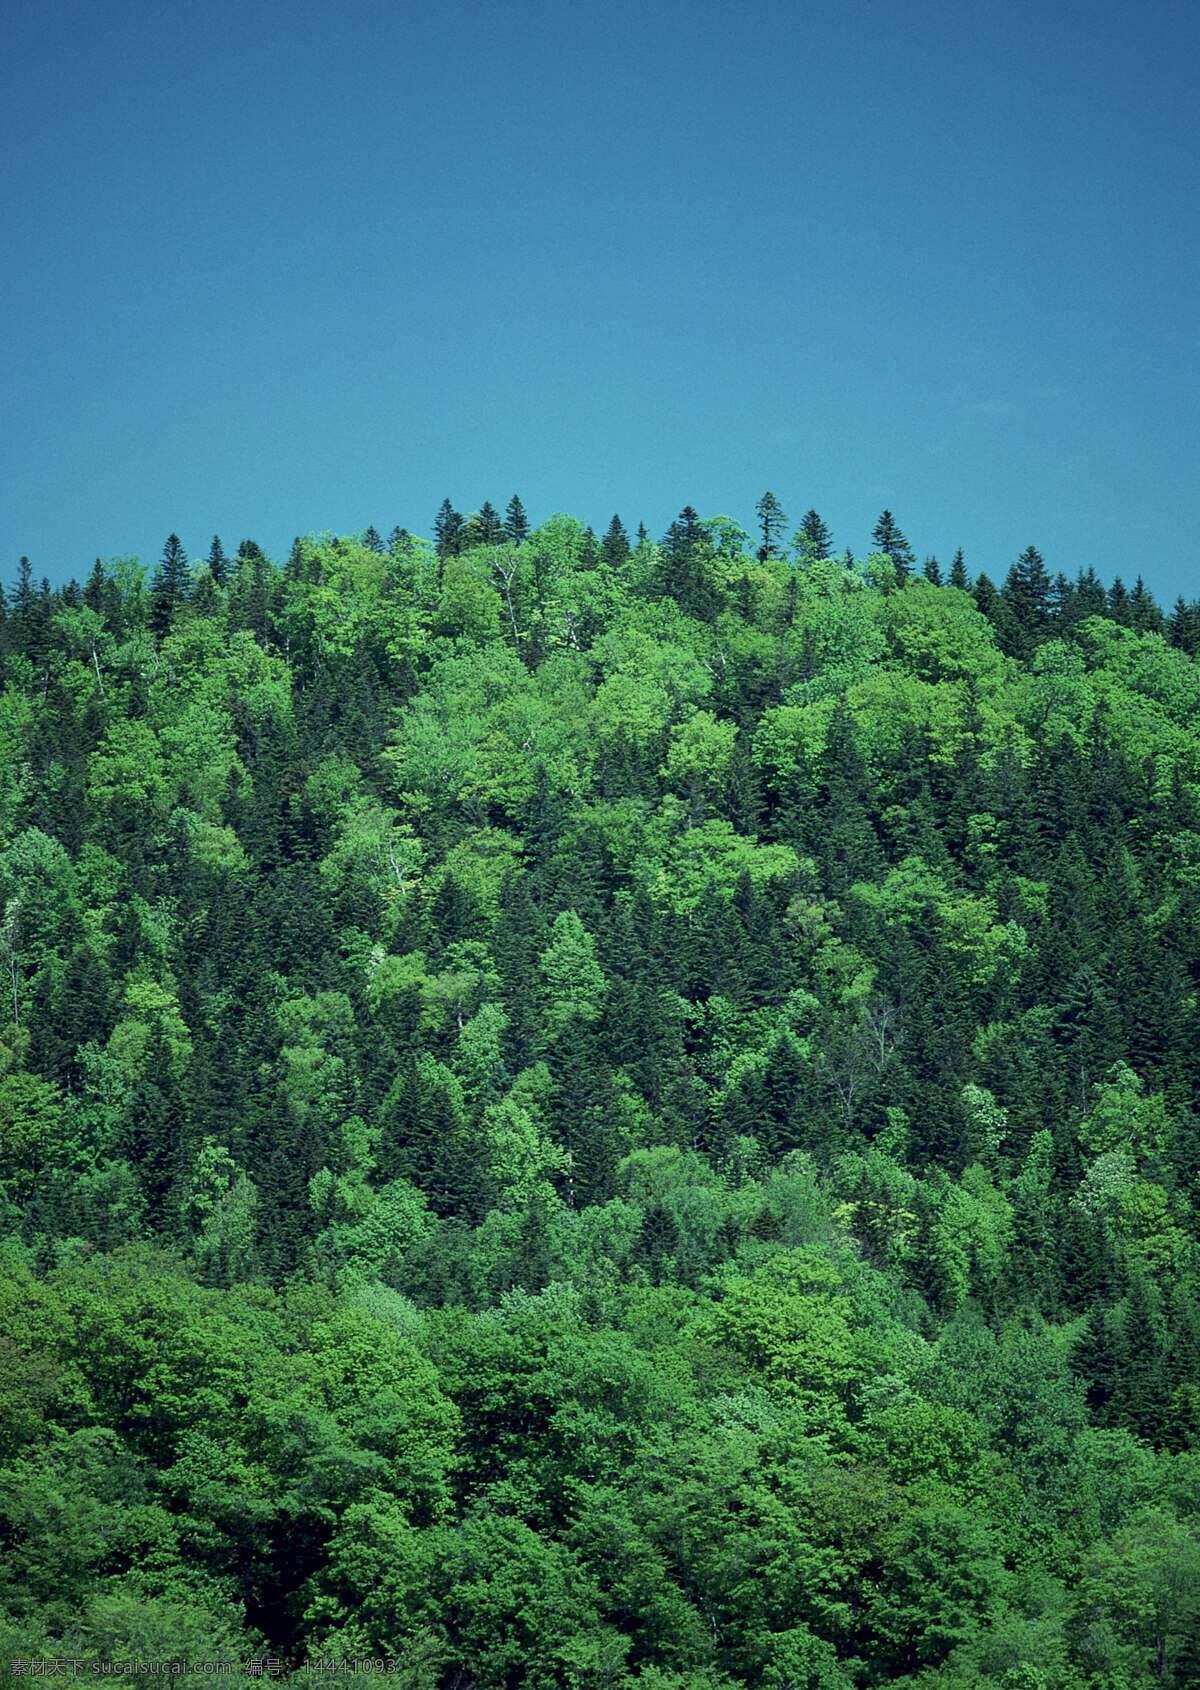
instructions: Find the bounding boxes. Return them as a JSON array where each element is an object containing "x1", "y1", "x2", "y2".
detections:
[{"x1": 3, "y1": 0, "x2": 1198, "y2": 604}]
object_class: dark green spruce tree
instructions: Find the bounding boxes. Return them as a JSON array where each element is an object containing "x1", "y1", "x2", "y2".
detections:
[
  {"x1": 871, "y1": 510, "x2": 916, "y2": 575},
  {"x1": 435, "y1": 498, "x2": 466, "y2": 558},
  {"x1": 797, "y1": 509, "x2": 833, "y2": 559},
  {"x1": 755, "y1": 492, "x2": 788, "y2": 562},
  {"x1": 601, "y1": 515, "x2": 631, "y2": 570},
  {"x1": 503, "y1": 494, "x2": 530, "y2": 546},
  {"x1": 1000, "y1": 545, "x2": 1052, "y2": 657},
  {"x1": 462, "y1": 502, "x2": 504, "y2": 547},
  {"x1": 150, "y1": 533, "x2": 190, "y2": 637},
  {"x1": 206, "y1": 535, "x2": 229, "y2": 587}
]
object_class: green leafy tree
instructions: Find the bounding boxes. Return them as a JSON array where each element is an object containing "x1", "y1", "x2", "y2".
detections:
[{"x1": 1071, "y1": 1508, "x2": 1200, "y2": 1686}]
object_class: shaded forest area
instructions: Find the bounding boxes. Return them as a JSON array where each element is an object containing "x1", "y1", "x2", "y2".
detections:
[{"x1": 1, "y1": 500, "x2": 1199, "y2": 1686}]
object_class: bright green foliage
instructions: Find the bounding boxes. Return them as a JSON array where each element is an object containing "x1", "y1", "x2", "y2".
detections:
[
  {"x1": 0, "y1": 507, "x2": 1198, "y2": 1683},
  {"x1": 1071, "y1": 1508, "x2": 1200, "y2": 1686},
  {"x1": 643, "y1": 816, "x2": 800, "y2": 916},
  {"x1": 1078, "y1": 1063, "x2": 1174, "y2": 1159},
  {"x1": 0, "y1": 1251, "x2": 89, "y2": 1459},
  {"x1": 712, "y1": 1250, "x2": 862, "y2": 1420},
  {"x1": 924, "y1": 1166, "x2": 1016, "y2": 1313},
  {"x1": 182, "y1": 1138, "x2": 259, "y2": 1284},
  {"x1": 539, "y1": 909, "x2": 606, "y2": 1032},
  {"x1": 0, "y1": 1070, "x2": 65, "y2": 1203}
]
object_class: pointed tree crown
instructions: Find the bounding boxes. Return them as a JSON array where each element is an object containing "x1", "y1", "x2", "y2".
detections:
[
  {"x1": 435, "y1": 499, "x2": 466, "y2": 558},
  {"x1": 871, "y1": 511, "x2": 915, "y2": 572},
  {"x1": 797, "y1": 510, "x2": 833, "y2": 559},
  {"x1": 755, "y1": 491, "x2": 789, "y2": 562},
  {"x1": 503, "y1": 495, "x2": 530, "y2": 546}
]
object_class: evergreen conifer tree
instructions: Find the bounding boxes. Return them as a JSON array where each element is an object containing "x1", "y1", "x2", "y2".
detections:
[
  {"x1": 871, "y1": 511, "x2": 916, "y2": 574},
  {"x1": 1168, "y1": 596, "x2": 1200, "y2": 653},
  {"x1": 1106, "y1": 575, "x2": 1132, "y2": 624},
  {"x1": 972, "y1": 572, "x2": 1002, "y2": 626},
  {"x1": 797, "y1": 510, "x2": 833, "y2": 559},
  {"x1": 1000, "y1": 545, "x2": 1052, "y2": 656},
  {"x1": 1074, "y1": 566, "x2": 1108, "y2": 618},
  {"x1": 1129, "y1": 575, "x2": 1163, "y2": 633},
  {"x1": 755, "y1": 492, "x2": 788, "y2": 562},
  {"x1": 660, "y1": 507, "x2": 717, "y2": 619},
  {"x1": 12, "y1": 555, "x2": 35, "y2": 620},
  {"x1": 1070, "y1": 1303, "x2": 1121, "y2": 1422},
  {"x1": 83, "y1": 559, "x2": 105, "y2": 615},
  {"x1": 283, "y1": 536, "x2": 302, "y2": 578},
  {"x1": 461, "y1": 503, "x2": 504, "y2": 548},
  {"x1": 435, "y1": 498, "x2": 466, "y2": 558},
  {"x1": 948, "y1": 548, "x2": 969, "y2": 589},
  {"x1": 230, "y1": 540, "x2": 272, "y2": 644},
  {"x1": 663, "y1": 506, "x2": 703, "y2": 551},
  {"x1": 150, "y1": 534, "x2": 190, "y2": 637},
  {"x1": 1118, "y1": 1276, "x2": 1168, "y2": 1441},
  {"x1": 206, "y1": 536, "x2": 229, "y2": 587},
  {"x1": 1047, "y1": 571, "x2": 1073, "y2": 629},
  {"x1": 503, "y1": 495, "x2": 530, "y2": 546},
  {"x1": 478, "y1": 501, "x2": 504, "y2": 545},
  {"x1": 600, "y1": 515, "x2": 631, "y2": 569}
]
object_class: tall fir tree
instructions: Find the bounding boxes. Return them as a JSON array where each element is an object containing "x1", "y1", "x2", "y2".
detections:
[
  {"x1": 1107, "y1": 575, "x2": 1132, "y2": 625},
  {"x1": 150, "y1": 533, "x2": 190, "y2": 637},
  {"x1": 871, "y1": 510, "x2": 916, "y2": 575},
  {"x1": 1074, "y1": 565, "x2": 1108, "y2": 618},
  {"x1": 435, "y1": 498, "x2": 466, "y2": 558},
  {"x1": 12, "y1": 554, "x2": 35, "y2": 620},
  {"x1": 660, "y1": 507, "x2": 718, "y2": 619},
  {"x1": 1168, "y1": 596, "x2": 1200, "y2": 653},
  {"x1": 1129, "y1": 574, "x2": 1163, "y2": 633},
  {"x1": 206, "y1": 535, "x2": 229, "y2": 587},
  {"x1": 231, "y1": 540, "x2": 271, "y2": 645},
  {"x1": 972, "y1": 571, "x2": 1002, "y2": 627},
  {"x1": 600, "y1": 515, "x2": 631, "y2": 570},
  {"x1": 478, "y1": 501, "x2": 504, "y2": 545},
  {"x1": 1000, "y1": 545, "x2": 1052, "y2": 656},
  {"x1": 503, "y1": 495, "x2": 530, "y2": 546},
  {"x1": 797, "y1": 510, "x2": 833, "y2": 559},
  {"x1": 755, "y1": 492, "x2": 789, "y2": 562}
]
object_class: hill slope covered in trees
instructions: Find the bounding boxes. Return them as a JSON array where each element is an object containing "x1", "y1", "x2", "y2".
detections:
[{"x1": 1, "y1": 507, "x2": 1199, "y2": 1686}]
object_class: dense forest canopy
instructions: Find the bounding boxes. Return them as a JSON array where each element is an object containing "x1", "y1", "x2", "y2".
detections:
[{"x1": 1, "y1": 502, "x2": 1199, "y2": 1686}]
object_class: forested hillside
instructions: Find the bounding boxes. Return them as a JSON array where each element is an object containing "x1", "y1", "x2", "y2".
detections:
[{"x1": 2, "y1": 504, "x2": 1199, "y2": 1686}]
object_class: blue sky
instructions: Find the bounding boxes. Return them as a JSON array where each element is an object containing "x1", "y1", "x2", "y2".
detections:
[{"x1": 3, "y1": 0, "x2": 1198, "y2": 605}]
